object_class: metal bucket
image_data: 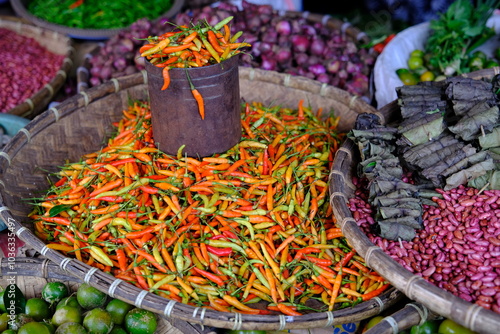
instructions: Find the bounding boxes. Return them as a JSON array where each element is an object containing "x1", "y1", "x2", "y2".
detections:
[{"x1": 145, "y1": 56, "x2": 241, "y2": 157}]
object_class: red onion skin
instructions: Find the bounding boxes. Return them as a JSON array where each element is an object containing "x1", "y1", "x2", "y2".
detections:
[
  {"x1": 308, "y1": 64, "x2": 326, "y2": 76},
  {"x1": 294, "y1": 53, "x2": 309, "y2": 67},
  {"x1": 276, "y1": 48, "x2": 292, "y2": 64},
  {"x1": 260, "y1": 56, "x2": 278, "y2": 71},
  {"x1": 309, "y1": 37, "x2": 326, "y2": 57},
  {"x1": 276, "y1": 20, "x2": 291, "y2": 35},
  {"x1": 291, "y1": 35, "x2": 310, "y2": 53}
]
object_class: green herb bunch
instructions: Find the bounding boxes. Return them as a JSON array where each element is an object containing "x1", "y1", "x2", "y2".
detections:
[{"x1": 425, "y1": 0, "x2": 500, "y2": 76}]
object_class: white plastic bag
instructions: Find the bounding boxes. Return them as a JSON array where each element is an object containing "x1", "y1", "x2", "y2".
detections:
[{"x1": 374, "y1": 15, "x2": 500, "y2": 109}]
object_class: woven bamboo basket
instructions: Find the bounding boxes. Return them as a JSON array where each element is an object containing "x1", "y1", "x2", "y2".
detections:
[
  {"x1": 329, "y1": 67, "x2": 500, "y2": 334},
  {"x1": 0, "y1": 68, "x2": 400, "y2": 331},
  {"x1": 0, "y1": 257, "x2": 217, "y2": 334},
  {"x1": 10, "y1": 0, "x2": 185, "y2": 40},
  {"x1": 0, "y1": 16, "x2": 74, "y2": 119}
]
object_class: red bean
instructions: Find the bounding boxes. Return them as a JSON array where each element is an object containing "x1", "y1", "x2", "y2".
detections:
[
  {"x1": 476, "y1": 300, "x2": 492, "y2": 309},
  {"x1": 469, "y1": 258, "x2": 483, "y2": 267},
  {"x1": 486, "y1": 195, "x2": 499, "y2": 205},
  {"x1": 350, "y1": 184, "x2": 500, "y2": 314},
  {"x1": 471, "y1": 272, "x2": 485, "y2": 281},
  {"x1": 450, "y1": 275, "x2": 467, "y2": 285},
  {"x1": 482, "y1": 275, "x2": 496, "y2": 283},
  {"x1": 489, "y1": 237, "x2": 500, "y2": 247},
  {"x1": 459, "y1": 293, "x2": 474, "y2": 302},
  {"x1": 472, "y1": 280, "x2": 483, "y2": 290}
]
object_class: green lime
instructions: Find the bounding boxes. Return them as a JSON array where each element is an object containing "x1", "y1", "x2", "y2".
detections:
[
  {"x1": 0, "y1": 313, "x2": 8, "y2": 332},
  {"x1": 410, "y1": 49, "x2": 425, "y2": 58},
  {"x1": 76, "y1": 284, "x2": 107, "y2": 310},
  {"x1": 0, "y1": 290, "x2": 5, "y2": 313},
  {"x1": 82, "y1": 308, "x2": 113, "y2": 334},
  {"x1": 109, "y1": 326, "x2": 127, "y2": 334},
  {"x1": 408, "y1": 56, "x2": 424, "y2": 70},
  {"x1": 438, "y1": 319, "x2": 476, "y2": 334},
  {"x1": 54, "y1": 322, "x2": 88, "y2": 334},
  {"x1": 51, "y1": 305, "x2": 82, "y2": 327},
  {"x1": 42, "y1": 282, "x2": 69, "y2": 306},
  {"x1": 25, "y1": 298, "x2": 50, "y2": 322},
  {"x1": 471, "y1": 50, "x2": 487, "y2": 60},
  {"x1": 420, "y1": 70, "x2": 436, "y2": 82},
  {"x1": 363, "y1": 316, "x2": 384, "y2": 331},
  {"x1": 56, "y1": 296, "x2": 82, "y2": 312},
  {"x1": 40, "y1": 320, "x2": 56, "y2": 334},
  {"x1": 124, "y1": 308, "x2": 157, "y2": 334},
  {"x1": 398, "y1": 71, "x2": 419, "y2": 85},
  {"x1": 9, "y1": 313, "x2": 34, "y2": 331},
  {"x1": 2, "y1": 330, "x2": 17, "y2": 334},
  {"x1": 105, "y1": 299, "x2": 133, "y2": 326},
  {"x1": 17, "y1": 322, "x2": 51, "y2": 334},
  {"x1": 395, "y1": 68, "x2": 410, "y2": 76},
  {"x1": 468, "y1": 56, "x2": 485, "y2": 71}
]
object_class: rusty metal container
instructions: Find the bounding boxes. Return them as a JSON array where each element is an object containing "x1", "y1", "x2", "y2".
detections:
[{"x1": 145, "y1": 56, "x2": 241, "y2": 157}]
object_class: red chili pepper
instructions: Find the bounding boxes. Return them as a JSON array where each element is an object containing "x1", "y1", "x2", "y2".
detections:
[
  {"x1": 335, "y1": 250, "x2": 355, "y2": 270},
  {"x1": 192, "y1": 267, "x2": 225, "y2": 286},
  {"x1": 69, "y1": 0, "x2": 84, "y2": 9},
  {"x1": 206, "y1": 245, "x2": 233, "y2": 256},
  {"x1": 139, "y1": 185, "x2": 159, "y2": 195},
  {"x1": 97, "y1": 196, "x2": 124, "y2": 203},
  {"x1": 209, "y1": 234, "x2": 227, "y2": 240},
  {"x1": 373, "y1": 43, "x2": 385, "y2": 53},
  {"x1": 293, "y1": 247, "x2": 321, "y2": 260},
  {"x1": 222, "y1": 230, "x2": 238, "y2": 240},
  {"x1": 109, "y1": 157, "x2": 137, "y2": 167},
  {"x1": 161, "y1": 67, "x2": 170, "y2": 91},
  {"x1": 54, "y1": 176, "x2": 68, "y2": 187},
  {"x1": 384, "y1": 33, "x2": 396, "y2": 44}
]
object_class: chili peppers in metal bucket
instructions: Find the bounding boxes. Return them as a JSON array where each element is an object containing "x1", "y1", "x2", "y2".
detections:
[
  {"x1": 143, "y1": 17, "x2": 251, "y2": 157},
  {"x1": 145, "y1": 56, "x2": 241, "y2": 157}
]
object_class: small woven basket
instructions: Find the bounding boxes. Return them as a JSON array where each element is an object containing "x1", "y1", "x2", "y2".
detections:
[
  {"x1": 329, "y1": 67, "x2": 500, "y2": 334},
  {"x1": 0, "y1": 68, "x2": 400, "y2": 331},
  {"x1": 10, "y1": 0, "x2": 185, "y2": 40},
  {"x1": 0, "y1": 16, "x2": 74, "y2": 119}
]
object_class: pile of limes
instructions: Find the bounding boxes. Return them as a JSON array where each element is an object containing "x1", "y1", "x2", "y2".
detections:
[
  {"x1": 0, "y1": 282, "x2": 158, "y2": 334},
  {"x1": 396, "y1": 48, "x2": 500, "y2": 86}
]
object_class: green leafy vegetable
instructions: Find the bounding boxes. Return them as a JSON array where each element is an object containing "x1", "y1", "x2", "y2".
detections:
[{"x1": 425, "y1": 0, "x2": 499, "y2": 76}]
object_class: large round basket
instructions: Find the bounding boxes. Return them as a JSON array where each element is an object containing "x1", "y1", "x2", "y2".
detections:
[
  {"x1": 10, "y1": 0, "x2": 185, "y2": 40},
  {"x1": 329, "y1": 67, "x2": 500, "y2": 334},
  {"x1": 0, "y1": 68, "x2": 400, "y2": 331},
  {"x1": 0, "y1": 16, "x2": 73, "y2": 119}
]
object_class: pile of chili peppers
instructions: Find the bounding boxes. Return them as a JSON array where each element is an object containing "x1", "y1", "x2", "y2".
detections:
[
  {"x1": 29, "y1": 100, "x2": 389, "y2": 315},
  {"x1": 140, "y1": 16, "x2": 250, "y2": 120}
]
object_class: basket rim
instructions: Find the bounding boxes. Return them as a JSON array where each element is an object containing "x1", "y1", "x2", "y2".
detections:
[
  {"x1": 10, "y1": 0, "x2": 185, "y2": 40},
  {"x1": 0, "y1": 70, "x2": 401, "y2": 331},
  {"x1": 0, "y1": 16, "x2": 74, "y2": 118},
  {"x1": 329, "y1": 137, "x2": 500, "y2": 334}
]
